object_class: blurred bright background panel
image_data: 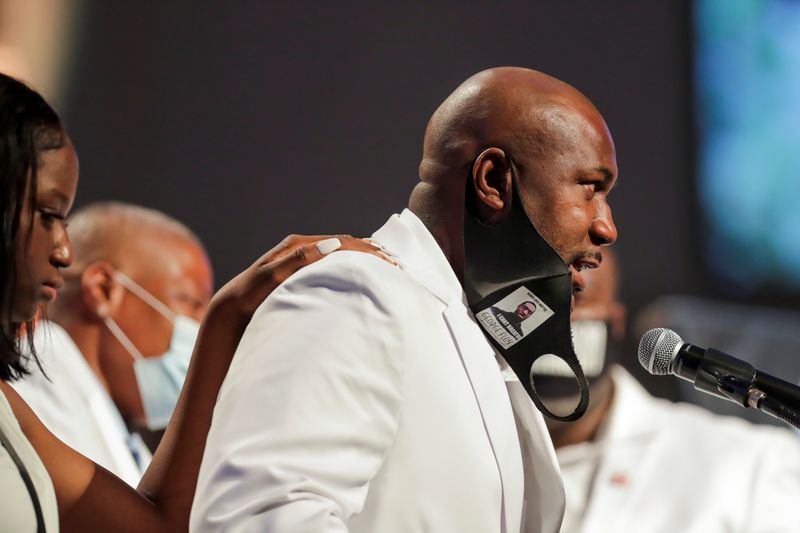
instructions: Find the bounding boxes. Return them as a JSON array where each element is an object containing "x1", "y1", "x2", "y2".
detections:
[
  {"x1": 696, "y1": 0, "x2": 800, "y2": 295},
  {"x1": 0, "y1": 0, "x2": 84, "y2": 105}
]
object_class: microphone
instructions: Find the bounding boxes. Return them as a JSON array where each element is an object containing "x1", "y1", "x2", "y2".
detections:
[{"x1": 639, "y1": 328, "x2": 800, "y2": 429}]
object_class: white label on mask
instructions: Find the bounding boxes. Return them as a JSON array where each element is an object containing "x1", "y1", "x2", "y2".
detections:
[{"x1": 475, "y1": 286, "x2": 554, "y2": 348}]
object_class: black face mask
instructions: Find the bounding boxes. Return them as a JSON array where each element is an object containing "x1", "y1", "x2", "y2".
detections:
[
  {"x1": 531, "y1": 320, "x2": 613, "y2": 401},
  {"x1": 463, "y1": 155, "x2": 590, "y2": 421}
]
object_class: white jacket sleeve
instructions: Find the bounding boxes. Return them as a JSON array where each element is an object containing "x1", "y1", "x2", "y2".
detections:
[
  {"x1": 190, "y1": 253, "x2": 406, "y2": 533},
  {"x1": 741, "y1": 428, "x2": 800, "y2": 533}
]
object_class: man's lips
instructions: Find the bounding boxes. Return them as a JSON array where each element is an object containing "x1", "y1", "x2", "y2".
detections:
[
  {"x1": 569, "y1": 266, "x2": 587, "y2": 293},
  {"x1": 569, "y1": 252, "x2": 602, "y2": 288},
  {"x1": 570, "y1": 250, "x2": 602, "y2": 273}
]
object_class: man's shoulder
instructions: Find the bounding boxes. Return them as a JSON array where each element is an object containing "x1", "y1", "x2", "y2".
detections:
[
  {"x1": 277, "y1": 249, "x2": 424, "y2": 303},
  {"x1": 613, "y1": 367, "x2": 800, "y2": 455},
  {"x1": 673, "y1": 400, "x2": 796, "y2": 437},
  {"x1": 243, "y1": 250, "x2": 438, "y2": 333},
  {"x1": 648, "y1": 390, "x2": 800, "y2": 458}
]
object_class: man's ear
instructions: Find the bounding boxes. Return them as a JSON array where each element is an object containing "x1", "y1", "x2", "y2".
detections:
[
  {"x1": 81, "y1": 261, "x2": 124, "y2": 321},
  {"x1": 471, "y1": 147, "x2": 513, "y2": 225}
]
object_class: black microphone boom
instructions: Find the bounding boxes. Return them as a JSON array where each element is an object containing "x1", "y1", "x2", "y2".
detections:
[{"x1": 639, "y1": 328, "x2": 800, "y2": 429}]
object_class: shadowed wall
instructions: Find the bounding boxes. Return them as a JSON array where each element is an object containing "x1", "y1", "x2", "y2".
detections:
[{"x1": 63, "y1": 1, "x2": 697, "y2": 339}]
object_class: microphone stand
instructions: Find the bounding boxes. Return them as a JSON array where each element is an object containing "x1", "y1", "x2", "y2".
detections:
[
  {"x1": 676, "y1": 346, "x2": 800, "y2": 430},
  {"x1": 717, "y1": 375, "x2": 800, "y2": 430}
]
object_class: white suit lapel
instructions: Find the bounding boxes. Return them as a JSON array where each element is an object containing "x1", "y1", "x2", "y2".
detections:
[
  {"x1": 372, "y1": 210, "x2": 527, "y2": 533},
  {"x1": 502, "y1": 367, "x2": 565, "y2": 533},
  {"x1": 445, "y1": 305, "x2": 525, "y2": 532}
]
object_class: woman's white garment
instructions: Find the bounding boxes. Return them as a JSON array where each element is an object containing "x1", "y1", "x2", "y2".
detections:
[
  {"x1": 557, "y1": 365, "x2": 800, "y2": 533},
  {"x1": 11, "y1": 321, "x2": 150, "y2": 486},
  {"x1": 0, "y1": 386, "x2": 59, "y2": 532}
]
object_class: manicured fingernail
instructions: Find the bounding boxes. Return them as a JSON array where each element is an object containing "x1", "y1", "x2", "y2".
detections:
[
  {"x1": 366, "y1": 239, "x2": 390, "y2": 253},
  {"x1": 316, "y1": 237, "x2": 342, "y2": 255},
  {"x1": 379, "y1": 251, "x2": 400, "y2": 267},
  {"x1": 378, "y1": 246, "x2": 398, "y2": 260}
]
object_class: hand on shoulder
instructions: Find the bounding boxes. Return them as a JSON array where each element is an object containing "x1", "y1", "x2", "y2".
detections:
[{"x1": 210, "y1": 235, "x2": 390, "y2": 322}]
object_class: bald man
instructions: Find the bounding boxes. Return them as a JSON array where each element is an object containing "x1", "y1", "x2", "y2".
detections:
[
  {"x1": 534, "y1": 250, "x2": 800, "y2": 533},
  {"x1": 192, "y1": 67, "x2": 617, "y2": 533},
  {"x1": 13, "y1": 202, "x2": 213, "y2": 486}
]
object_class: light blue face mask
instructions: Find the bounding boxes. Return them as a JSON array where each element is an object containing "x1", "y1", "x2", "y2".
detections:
[{"x1": 102, "y1": 271, "x2": 200, "y2": 431}]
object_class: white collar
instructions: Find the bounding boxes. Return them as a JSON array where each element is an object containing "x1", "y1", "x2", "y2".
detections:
[
  {"x1": 371, "y1": 208, "x2": 464, "y2": 306},
  {"x1": 373, "y1": 210, "x2": 528, "y2": 387}
]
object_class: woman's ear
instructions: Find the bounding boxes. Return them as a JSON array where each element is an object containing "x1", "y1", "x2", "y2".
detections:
[
  {"x1": 81, "y1": 261, "x2": 124, "y2": 320},
  {"x1": 471, "y1": 147, "x2": 513, "y2": 225}
]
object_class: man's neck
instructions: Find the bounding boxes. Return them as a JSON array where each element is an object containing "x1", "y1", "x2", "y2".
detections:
[{"x1": 408, "y1": 182, "x2": 465, "y2": 281}]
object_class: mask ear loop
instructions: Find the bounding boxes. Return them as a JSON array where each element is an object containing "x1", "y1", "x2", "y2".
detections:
[
  {"x1": 114, "y1": 271, "x2": 176, "y2": 321},
  {"x1": 529, "y1": 355, "x2": 591, "y2": 421},
  {"x1": 106, "y1": 271, "x2": 177, "y2": 362},
  {"x1": 103, "y1": 316, "x2": 145, "y2": 361}
]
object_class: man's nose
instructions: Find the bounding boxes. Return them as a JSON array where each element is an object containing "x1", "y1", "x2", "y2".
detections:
[{"x1": 590, "y1": 199, "x2": 617, "y2": 245}]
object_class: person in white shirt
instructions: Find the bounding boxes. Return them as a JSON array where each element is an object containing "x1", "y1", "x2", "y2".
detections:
[
  {"x1": 13, "y1": 201, "x2": 214, "y2": 485},
  {"x1": 191, "y1": 66, "x2": 619, "y2": 532},
  {"x1": 1, "y1": 69, "x2": 392, "y2": 532},
  {"x1": 534, "y1": 248, "x2": 800, "y2": 533}
]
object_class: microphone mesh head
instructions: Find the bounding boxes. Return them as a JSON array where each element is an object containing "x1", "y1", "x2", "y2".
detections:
[{"x1": 638, "y1": 328, "x2": 683, "y2": 375}]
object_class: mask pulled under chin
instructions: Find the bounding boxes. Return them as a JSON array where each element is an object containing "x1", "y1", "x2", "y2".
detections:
[
  {"x1": 529, "y1": 320, "x2": 609, "y2": 400},
  {"x1": 103, "y1": 313, "x2": 200, "y2": 431},
  {"x1": 463, "y1": 174, "x2": 590, "y2": 421},
  {"x1": 132, "y1": 315, "x2": 199, "y2": 430}
]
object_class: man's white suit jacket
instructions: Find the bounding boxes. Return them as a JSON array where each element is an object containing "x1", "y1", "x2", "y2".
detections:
[
  {"x1": 558, "y1": 365, "x2": 800, "y2": 533},
  {"x1": 191, "y1": 209, "x2": 565, "y2": 532}
]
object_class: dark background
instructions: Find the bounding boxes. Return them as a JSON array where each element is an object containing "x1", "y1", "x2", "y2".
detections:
[
  {"x1": 61, "y1": 1, "x2": 701, "y2": 396},
  {"x1": 61, "y1": 1, "x2": 697, "y2": 308}
]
